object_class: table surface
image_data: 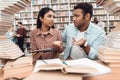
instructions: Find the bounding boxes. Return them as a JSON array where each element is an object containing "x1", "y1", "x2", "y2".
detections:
[
  {"x1": 83, "y1": 61, "x2": 120, "y2": 80},
  {"x1": 83, "y1": 67, "x2": 120, "y2": 80},
  {"x1": 24, "y1": 71, "x2": 82, "y2": 80}
]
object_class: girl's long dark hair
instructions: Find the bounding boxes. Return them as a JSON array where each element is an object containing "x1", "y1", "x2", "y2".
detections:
[{"x1": 37, "y1": 7, "x2": 55, "y2": 29}]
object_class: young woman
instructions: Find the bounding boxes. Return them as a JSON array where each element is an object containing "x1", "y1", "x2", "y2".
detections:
[
  {"x1": 30, "y1": 7, "x2": 64, "y2": 65},
  {"x1": 5, "y1": 26, "x2": 16, "y2": 43}
]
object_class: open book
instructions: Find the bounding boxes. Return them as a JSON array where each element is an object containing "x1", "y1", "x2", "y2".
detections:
[{"x1": 33, "y1": 58, "x2": 111, "y2": 75}]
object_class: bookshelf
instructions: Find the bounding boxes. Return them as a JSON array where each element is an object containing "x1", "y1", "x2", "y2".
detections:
[{"x1": 15, "y1": 0, "x2": 120, "y2": 45}]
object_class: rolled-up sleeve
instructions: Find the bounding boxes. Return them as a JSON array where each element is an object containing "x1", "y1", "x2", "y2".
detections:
[{"x1": 88, "y1": 30, "x2": 106, "y2": 59}]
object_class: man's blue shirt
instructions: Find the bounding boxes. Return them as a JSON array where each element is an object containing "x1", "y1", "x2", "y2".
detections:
[{"x1": 62, "y1": 22, "x2": 106, "y2": 60}]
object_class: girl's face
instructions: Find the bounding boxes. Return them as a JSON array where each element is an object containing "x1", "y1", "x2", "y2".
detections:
[
  {"x1": 9, "y1": 27, "x2": 14, "y2": 31},
  {"x1": 40, "y1": 11, "x2": 55, "y2": 28}
]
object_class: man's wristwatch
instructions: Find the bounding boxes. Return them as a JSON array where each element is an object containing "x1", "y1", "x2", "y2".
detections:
[{"x1": 80, "y1": 42, "x2": 87, "y2": 48}]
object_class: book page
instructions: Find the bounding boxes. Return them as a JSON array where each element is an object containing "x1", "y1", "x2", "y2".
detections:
[
  {"x1": 63, "y1": 65, "x2": 97, "y2": 74},
  {"x1": 38, "y1": 63, "x2": 64, "y2": 70},
  {"x1": 33, "y1": 58, "x2": 65, "y2": 72},
  {"x1": 64, "y1": 58, "x2": 111, "y2": 76}
]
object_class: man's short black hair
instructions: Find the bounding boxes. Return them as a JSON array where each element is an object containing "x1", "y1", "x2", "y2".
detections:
[
  {"x1": 18, "y1": 22, "x2": 23, "y2": 25},
  {"x1": 74, "y1": 2, "x2": 93, "y2": 18}
]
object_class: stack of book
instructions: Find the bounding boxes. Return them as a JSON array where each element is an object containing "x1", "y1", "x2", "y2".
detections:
[
  {"x1": 0, "y1": 35, "x2": 7, "y2": 39},
  {"x1": 0, "y1": 36, "x2": 24, "y2": 59},
  {"x1": 98, "y1": 46, "x2": 120, "y2": 67},
  {"x1": 98, "y1": 22, "x2": 120, "y2": 67},
  {"x1": 96, "y1": 0, "x2": 120, "y2": 16},
  {"x1": 0, "y1": 0, "x2": 31, "y2": 35},
  {"x1": 3, "y1": 56, "x2": 33, "y2": 79}
]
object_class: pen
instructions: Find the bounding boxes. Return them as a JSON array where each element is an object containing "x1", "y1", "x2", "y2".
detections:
[
  {"x1": 42, "y1": 60, "x2": 47, "y2": 64},
  {"x1": 62, "y1": 61, "x2": 68, "y2": 66}
]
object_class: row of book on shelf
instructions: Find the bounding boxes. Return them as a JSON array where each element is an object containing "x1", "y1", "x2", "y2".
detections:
[
  {"x1": 19, "y1": 0, "x2": 104, "y2": 13},
  {"x1": 16, "y1": 18, "x2": 70, "y2": 25},
  {"x1": 32, "y1": 0, "x2": 96, "y2": 5},
  {"x1": 23, "y1": 4, "x2": 104, "y2": 12},
  {"x1": 16, "y1": 10, "x2": 120, "y2": 22},
  {"x1": 16, "y1": 15, "x2": 120, "y2": 24},
  {"x1": 17, "y1": 8, "x2": 108, "y2": 17}
]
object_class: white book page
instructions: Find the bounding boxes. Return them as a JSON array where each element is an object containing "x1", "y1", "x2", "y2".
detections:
[
  {"x1": 33, "y1": 58, "x2": 64, "y2": 72},
  {"x1": 65, "y1": 58, "x2": 111, "y2": 76}
]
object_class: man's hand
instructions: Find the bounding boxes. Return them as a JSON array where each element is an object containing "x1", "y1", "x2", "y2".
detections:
[
  {"x1": 72, "y1": 37, "x2": 90, "y2": 55},
  {"x1": 16, "y1": 34, "x2": 22, "y2": 37},
  {"x1": 72, "y1": 37, "x2": 87, "y2": 46}
]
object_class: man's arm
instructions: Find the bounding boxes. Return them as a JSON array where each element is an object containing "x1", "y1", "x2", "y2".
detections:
[{"x1": 88, "y1": 32, "x2": 106, "y2": 59}]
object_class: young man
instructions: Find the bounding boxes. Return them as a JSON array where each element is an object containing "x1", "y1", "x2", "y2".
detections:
[
  {"x1": 16, "y1": 22, "x2": 26, "y2": 52},
  {"x1": 62, "y1": 2, "x2": 106, "y2": 60}
]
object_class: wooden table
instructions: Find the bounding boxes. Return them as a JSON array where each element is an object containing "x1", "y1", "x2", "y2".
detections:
[
  {"x1": 24, "y1": 71, "x2": 83, "y2": 80},
  {"x1": 0, "y1": 68, "x2": 33, "y2": 80}
]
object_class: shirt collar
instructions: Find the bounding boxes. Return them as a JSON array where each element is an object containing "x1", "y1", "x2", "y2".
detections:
[
  {"x1": 74, "y1": 22, "x2": 92, "y2": 34},
  {"x1": 36, "y1": 28, "x2": 54, "y2": 36},
  {"x1": 85, "y1": 22, "x2": 92, "y2": 34}
]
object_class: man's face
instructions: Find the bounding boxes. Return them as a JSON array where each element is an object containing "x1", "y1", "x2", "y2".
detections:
[
  {"x1": 73, "y1": 9, "x2": 87, "y2": 29},
  {"x1": 18, "y1": 24, "x2": 21, "y2": 28}
]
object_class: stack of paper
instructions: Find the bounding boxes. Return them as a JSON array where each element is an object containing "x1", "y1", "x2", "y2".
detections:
[
  {"x1": 105, "y1": 31, "x2": 120, "y2": 48},
  {"x1": 3, "y1": 56, "x2": 33, "y2": 79},
  {"x1": 0, "y1": 38, "x2": 24, "y2": 59},
  {"x1": 98, "y1": 46, "x2": 120, "y2": 67}
]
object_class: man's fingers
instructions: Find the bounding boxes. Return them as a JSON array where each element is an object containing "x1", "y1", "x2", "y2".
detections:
[{"x1": 72, "y1": 37, "x2": 76, "y2": 42}]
